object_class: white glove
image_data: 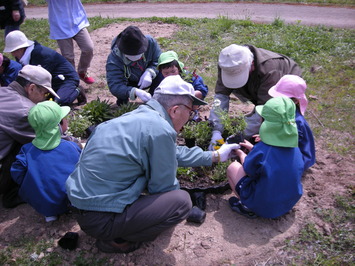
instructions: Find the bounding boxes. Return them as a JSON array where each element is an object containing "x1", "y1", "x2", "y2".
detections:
[
  {"x1": 135, "y1": 88, "x2": 152, "y2": 102},
  {"x1": 208, "y1": 130, "x2": 224, "y2": 151},
  {"x1": 138, "y1": 69, "x2": 153, "y2": 89},
  {"x1": 217, "y1": 143, "x2": 241, "y2": 162}
]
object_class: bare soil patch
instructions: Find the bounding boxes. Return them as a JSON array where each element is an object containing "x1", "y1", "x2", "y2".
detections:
[{"x1": 0, "y1": 22, "x2": 354, "y2": 265}]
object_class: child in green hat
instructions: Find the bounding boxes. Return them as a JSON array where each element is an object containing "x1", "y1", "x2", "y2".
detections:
[
  {"x1": 227, "y1": 97, "x2": 304, "y2": 219},
  {"x1": 150, "y1": 51, "x2": 209, "y2": 121},
  {"x1": 11, "y1": 101, "x2": 81, "y2": 222},
  {"x1": 150, "y1": 51, "x2": 208, "y2": 100}
]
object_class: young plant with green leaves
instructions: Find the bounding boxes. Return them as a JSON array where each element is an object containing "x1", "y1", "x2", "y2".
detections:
[
  {"x1": 214, "y1": 107, "x2": 246, "y2": 139},
  {"x1": 112, "y1": 102, "x2": 140, "y2": 118},
  {"x1": 81, "y1": 97, "x2": 113, "y2": 125}
]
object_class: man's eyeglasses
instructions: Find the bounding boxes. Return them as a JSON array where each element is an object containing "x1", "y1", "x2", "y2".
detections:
[
  {"x1": 178, "y1": 104, "x2": 197, "y2": 120},
  {"x1": 35, "y1": 84, "x2": 51, "y2": 98}
]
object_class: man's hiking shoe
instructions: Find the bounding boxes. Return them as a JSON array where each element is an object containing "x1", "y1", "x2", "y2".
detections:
[
  {"x1": 228, "y1": 196, "x2": 258, "y2": 219},
  {"x1": 95, "y1": 239, "x2": 141, "y2": 253},
  {"x1": 186, "y1": 206, "x2": 206, "y2": 224}
]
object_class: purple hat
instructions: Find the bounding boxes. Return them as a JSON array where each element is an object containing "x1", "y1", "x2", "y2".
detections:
[{"x1": 268, "y1": 75, "x2": 308, "y2": 115}]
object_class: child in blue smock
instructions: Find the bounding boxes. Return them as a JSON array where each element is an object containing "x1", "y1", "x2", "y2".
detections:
[
  {"x1": 11, "y1": 101, "x2": 81, "y2": 222},
  {"x1": 227, "y1": 97, "x2": 304, "y2": 219},
  {"x1": 268, "y1": 74, "x2": 316, "y2": 171}
]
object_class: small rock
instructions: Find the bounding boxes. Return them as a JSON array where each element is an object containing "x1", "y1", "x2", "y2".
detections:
[{"x1": 201, "y1": 241, "x2": 211, "y2": 249}]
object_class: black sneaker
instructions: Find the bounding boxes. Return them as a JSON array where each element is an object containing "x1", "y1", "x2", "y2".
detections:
[{"x1": 228, "y1": 196, "x2": 258, "y2": 219}]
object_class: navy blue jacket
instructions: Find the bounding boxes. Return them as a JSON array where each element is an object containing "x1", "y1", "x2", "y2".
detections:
[
  {"x1": 0, "y1": 59, "x2": 22, "y2": 86},
  {"x1": 30, "y1": 41, "x2": 80, "y2": 91}
]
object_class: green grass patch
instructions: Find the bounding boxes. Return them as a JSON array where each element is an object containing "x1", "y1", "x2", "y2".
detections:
[
  {"x1": 284, "y1": 191, "x2": 355, "y2": 265},
  {"x1": 1, "y1": 16, "x2": 354, "y2": 155}
]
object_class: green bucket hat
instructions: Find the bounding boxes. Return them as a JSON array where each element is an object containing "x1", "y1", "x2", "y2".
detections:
[
  {"x1": 255, "y1": 97, "x2": 298, "y2": 148},
  {"x1": 158, "y1": 51, "x2": 184, "y2": 71},
  {"x1": 28, "y1": 101, "x2": 70, "y2": 150}
]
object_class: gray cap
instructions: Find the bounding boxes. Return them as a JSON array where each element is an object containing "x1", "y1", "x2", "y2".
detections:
[{"x1": 18, "y1": 65, "x2": 60, "y2": 99}]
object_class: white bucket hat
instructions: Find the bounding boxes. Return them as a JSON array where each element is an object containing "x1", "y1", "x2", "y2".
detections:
[
  {"x1": 3, "y1": 30, "x2": 34, "y2": 53},
  {"x1": 18, "y1": 65, "x2": 60, "y2": 99},
  {"x1": 218, "y1": 44, "x2": 254, "y2": 88}
]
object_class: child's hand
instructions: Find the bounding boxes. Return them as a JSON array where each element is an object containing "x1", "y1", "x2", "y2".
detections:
[
  {"x1": 239, "y1": 139, "x2": 254, "y2": 151},
  {"x1": 252, "y1": 134, "x2": 261, "y2": 142}
]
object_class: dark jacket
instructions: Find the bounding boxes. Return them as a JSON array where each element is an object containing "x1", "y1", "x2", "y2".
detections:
[
  {"x1": 0, "y1": 59, "x2": 22, "y2": 86},
  {"x1": 0, "y1": 0, "x2": 25, "y2": 29},
  {"x1": 106, "y1": 35, "x2": 161, "y2": 104},
  {"x1": 215, "y1": 45, "x2": 302, "y2": 106},
  {"x1": 30, "y1": 41, "x2": 80, "y2": 90}
]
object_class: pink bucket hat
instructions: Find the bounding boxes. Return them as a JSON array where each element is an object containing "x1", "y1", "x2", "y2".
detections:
[{"x1": 268, "y1": 75, "x2": 308, "y2": 115}]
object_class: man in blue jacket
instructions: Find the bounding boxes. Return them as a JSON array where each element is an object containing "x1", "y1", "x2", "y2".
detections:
[
  {"x1": 66, "y1": 75, "x2": 240, "y2": 253},
  {"x1": 3, "y1": 30, "x2": 86, "y2": 106},
  {"x1": 106, "y1": 25, "x2": 161, "y2": 106}
]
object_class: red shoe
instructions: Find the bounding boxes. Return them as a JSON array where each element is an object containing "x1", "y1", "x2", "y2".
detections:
[{"x1": 79, "y1": 72, "x2": 95, "y2": 84}]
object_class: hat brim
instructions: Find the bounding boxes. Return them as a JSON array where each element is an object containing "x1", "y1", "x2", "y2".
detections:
[
  {"x1": 43, "y1": 85, "x2": 60, "y2": 99},
  {"x1": 221, "y1": 66, "x2": 249, "y2": 88},
  {"x1": 3, "y1": 40, "x2": 34, "y2": 53},
  {"x1": 60, "y1": 106, "x2": 71, "y2": 120},
  {"x1": 268, "y1": 85, "x2": 285, "y2": 98},
  {"x1": 255, "y1": 105, "x2": 264, "y2": 116},
  {"x1": 191, "y1": 95, "x2": 207, "y2": 106}
]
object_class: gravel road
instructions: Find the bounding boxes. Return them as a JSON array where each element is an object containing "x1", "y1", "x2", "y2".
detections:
[{"x1": 25, "y1": 2, "x2": 355, "y2": 29}]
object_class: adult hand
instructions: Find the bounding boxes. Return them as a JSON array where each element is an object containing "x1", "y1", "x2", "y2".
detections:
[
  {"x1": 208, "y1": 130, "x2": 224, "y2": 151},
  {"x1": 135, "y1": 88, "x2": 152, "y2": 102},
  {"x1": 138, "y1": 70, "x2": 153, "y2": 89},
  {"x1": 217, "y1": 143, "x2": 241, "y2": 162}
]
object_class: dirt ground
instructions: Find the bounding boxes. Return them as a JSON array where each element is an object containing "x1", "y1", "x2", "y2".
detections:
[{"x1": 0, "y1": 22, "x2": 354, "y2": 265}]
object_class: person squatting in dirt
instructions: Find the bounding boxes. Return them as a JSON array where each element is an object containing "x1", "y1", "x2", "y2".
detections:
[
  {"x1": 106, "y1": 25, "x2": 161, "y2": 106},
  {"x1": 66, "y1": 75, "x2": 240, "y2": 254},
  {"x1": 149, "y1": 50, "x2": 208, "y2": 100},
  {"x1": 10, "y1": 101, "x2": 81, "y2": 223},
  {"x1": 0, "y1": 65, "x2": 60, "y2": 209},
  {"x1": 227, "y1": 97, "x2": 304, "y2": 219},
  {"x1": 267, "y1": 74, "x2": 315, "y2": 171},
  {"x1": 209, "y1": 44, "x2": 302, "y2": 150},
  {"x1": 3, "y1": 30, "x2": 86, "y2": 106},
  {"x1": 150, "y1": 50, "x2": 209, "y2": 121}
]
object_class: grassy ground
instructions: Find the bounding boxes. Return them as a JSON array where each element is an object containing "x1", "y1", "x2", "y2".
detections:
[{"x1": 0, "y1": 14, "x2": 354, "y2": 265}]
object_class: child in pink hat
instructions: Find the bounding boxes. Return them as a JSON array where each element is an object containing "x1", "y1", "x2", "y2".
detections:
[{"x1": 268, "y1": 75, "x2": 315, "y2": 171}]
